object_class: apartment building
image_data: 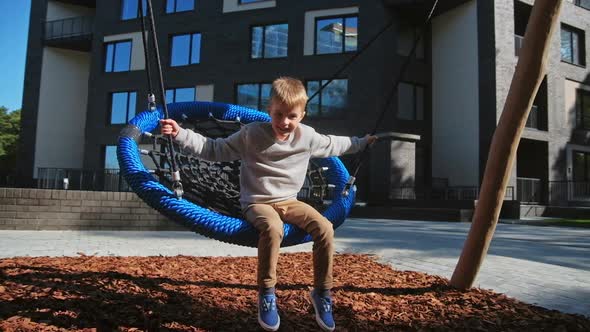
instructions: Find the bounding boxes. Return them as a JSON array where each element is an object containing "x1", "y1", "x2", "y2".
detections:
[{"x1": 19, "y1": 0, "x2": 590, "y2": 208}]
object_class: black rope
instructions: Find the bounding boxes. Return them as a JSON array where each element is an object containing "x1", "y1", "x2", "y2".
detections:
[
  {"x1": 342, "y1": 0, "x2": 440, "y2": 196},
  {"x1": 138, "y1": 0, "x2": 156, "y2": 111},
  {"x1": 143, "y1": 0, "x2": 184, "y2": 198}
]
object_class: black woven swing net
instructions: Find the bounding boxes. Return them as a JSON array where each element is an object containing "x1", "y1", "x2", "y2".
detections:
[{"x1": 141, "y1": 116, "x2": 333, "y2": 218}]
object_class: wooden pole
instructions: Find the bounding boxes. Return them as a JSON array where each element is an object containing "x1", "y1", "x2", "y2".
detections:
[{"x1": 450, "y1": 0, "x2": 563, "y2": 289}]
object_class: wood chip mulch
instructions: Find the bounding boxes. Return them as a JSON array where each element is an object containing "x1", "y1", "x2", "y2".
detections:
[{"x1": 0, "y1": 253, "x2": 588, "y2": 331}]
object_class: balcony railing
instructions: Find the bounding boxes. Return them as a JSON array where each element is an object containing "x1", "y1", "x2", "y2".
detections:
[
  {"x1": 44, "y1": 16, "x2": 94, "y2": 41},
  {"x1": 517, "y1": 177, "x2": 542, "y2": 204},
  {"x1": 515, "y1": 34, "x2": 524, "y2": 56},
  {"x1": 37, "y1": 168, "x2": 130, "y2": 192}
]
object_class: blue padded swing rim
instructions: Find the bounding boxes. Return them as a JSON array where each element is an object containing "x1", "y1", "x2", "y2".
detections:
[{"x1": 117, "y1": 101, "x2": 356, "y2": 247}]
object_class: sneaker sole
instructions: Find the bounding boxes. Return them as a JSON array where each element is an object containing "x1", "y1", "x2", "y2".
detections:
[
  {"x1": 258, "y1": 311, "x2": 280, "y2": 331},
  {"x1": 309, "y1": 291, "x2": 335, "y2": 332}
]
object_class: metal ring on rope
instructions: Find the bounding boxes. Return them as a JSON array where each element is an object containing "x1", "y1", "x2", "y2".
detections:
[{"x1": 117, "y1": 101, "x2": 356, "y2": 247}]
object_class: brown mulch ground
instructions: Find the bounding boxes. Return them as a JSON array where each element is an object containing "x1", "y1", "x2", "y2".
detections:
[{"x1": 0, "y1": 253, "x2": 588, "y2": 332}]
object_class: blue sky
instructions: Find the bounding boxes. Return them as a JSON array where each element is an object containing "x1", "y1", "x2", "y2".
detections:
[{"x1": 0, "y1": 1, "x2": 31, "y2": 111}]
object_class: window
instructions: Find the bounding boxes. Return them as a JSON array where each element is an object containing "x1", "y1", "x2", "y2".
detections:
[
  {"x1": 104, "y1": 146, "x2": 119, "y2": 169},
  {"x1": 573, "y1": 151, "x2": 590, "y2": 181},
  {"x1": 397, "y1": 82, "x2": 424, "y2": 120},
  {"x1": 315, "y1": 16, "x2": 358, "y2": 55},
  {"x1": 171, "y1": 33, "x2": 201, "y2": 66},
  {"x1": 166, "y1": 87, "x2": 196, "y2": 103},
  {"x1": 561, "y1": 25, "x2": 586, "y2": 66},
  {"x1": 240, "y1": 0, "x2": 269, "y2": 3},
  {"x1": 166, "y1": 0, "x2": 195, "y2": 13},
  {"x1": 105, "y1": 41, "x2": 132, "y2": 72},
  {"x1": 251, "y1": 23, "x2": 288, "y2": 59},
  {"x1": 110, "y1": 91, "x2": 137, "y2": 124},
  {"x1": 236, "y1": 83, "x2": 272, "y2": 110},
  {"x1": 121, "y1": 0, "x2": 147, "y2": 20},
  {"x1": 397, "y1": 26, "x2": 425, "y2": 59},
  {"x1": 306, "y1": 79, "x2": 348, "y2": 117},
  {"x1": 568, "y1": 0, "x2": 590, "y2": 10},
  {"x1": 576, "y1": 89, "x2": 590, "y2": 129}
]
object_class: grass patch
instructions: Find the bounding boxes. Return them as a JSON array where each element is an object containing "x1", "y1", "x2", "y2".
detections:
[{"x1": 536, "y1": 219, "x2": 590, "y2": 228}]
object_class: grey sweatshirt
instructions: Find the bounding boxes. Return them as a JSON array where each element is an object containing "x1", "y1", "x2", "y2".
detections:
[{"x1": 174, "y1": 122, "x2": 369, "y2": 208}]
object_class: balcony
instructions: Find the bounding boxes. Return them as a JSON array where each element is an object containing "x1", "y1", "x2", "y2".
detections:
[{"x1": 43, "y1": 16, "x2": 94, "y2": 51}]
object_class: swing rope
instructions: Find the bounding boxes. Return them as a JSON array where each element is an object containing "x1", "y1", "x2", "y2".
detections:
[
  {"x1": 137, "y1": 0, "x2": 157, "y2": 111},
  {"x1": 135, "y1": 0, "x2": 440, "y2": 199}
]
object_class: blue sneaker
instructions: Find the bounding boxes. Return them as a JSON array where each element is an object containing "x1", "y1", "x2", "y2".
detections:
[
  {"x1": 309, "y1": 289, "x2": 335, "y2": 331},
  {"x1": 258, "y1": 292, "x2": 280, "y2": 331}
]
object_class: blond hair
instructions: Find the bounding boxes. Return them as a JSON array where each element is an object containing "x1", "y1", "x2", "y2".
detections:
[{"x1": 270, "y1": 77, "x2": 308, "y2": 109}]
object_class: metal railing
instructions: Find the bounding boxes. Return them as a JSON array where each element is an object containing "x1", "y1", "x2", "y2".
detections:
[
  {"x1": 0, "y1": 173, "x2": 17, "y2": 188},
  {"x1": 37, "y1": 168, "x2": 130, "y2": 192},
  {"x1": 517, "y1": 177, "x2": 542, "y2": 204},
  {"x1": 390, "y1": 186, "x2": 515, "y2": 201},
  {"x1": 549, "y1": 181, "x2": 590, "y2": 205},
  {"x1": 44, "y1": 16, "x2": 94, "y2": 41}
]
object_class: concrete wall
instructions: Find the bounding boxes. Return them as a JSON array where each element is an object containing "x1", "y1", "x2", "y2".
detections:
[
  {"x1": 0, "y1": 188, "x2": 181, "y2": 231},
  {"x1": 34, "y1": 47, "x2": 90, "y2": 176},
  {"x1": 431, "y1": 1, "x2": 480, "y2": 186}
]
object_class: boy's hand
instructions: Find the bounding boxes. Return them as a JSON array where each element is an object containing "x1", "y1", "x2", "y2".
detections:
[
  {"x1": 366, "y1": 135, "x2": 378, "y2": 146},
  {"x1": 160, "y1": 119, "x2": 180, "y2": 138}
]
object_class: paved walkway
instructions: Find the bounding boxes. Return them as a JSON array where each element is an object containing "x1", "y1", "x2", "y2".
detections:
[{"x1": 1, "y1": 218, "x2": 588, "y2": 317}]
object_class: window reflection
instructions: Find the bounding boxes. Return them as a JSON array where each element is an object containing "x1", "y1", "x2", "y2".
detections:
[
  {"x1": 306, "y1": 79, "x2": 348, "y2": 117},
  {"x1": 251, "y1": 24, "x2": 288, "y2": 59},
  {"x1": 171, "y1": 33, "x2": 201, "y2": 66},
  {"x1": 316, "y1": 16, "x2": 357, "y2": 54}
]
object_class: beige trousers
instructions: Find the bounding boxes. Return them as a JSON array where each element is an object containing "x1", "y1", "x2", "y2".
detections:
[{"x1": 243, "y1": 199, "x2": 334, "y2": 290}]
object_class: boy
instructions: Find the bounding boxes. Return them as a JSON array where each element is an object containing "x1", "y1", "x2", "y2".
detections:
[{"x1": 160, "y1": 77, "x2": 376, "y2": 331}]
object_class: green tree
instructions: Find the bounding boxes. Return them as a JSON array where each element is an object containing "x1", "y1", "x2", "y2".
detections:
[{"x1": 0, "y1": 106, "x2": 21, "y2": 173}]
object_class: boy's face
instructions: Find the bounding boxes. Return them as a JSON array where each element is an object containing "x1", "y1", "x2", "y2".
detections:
[{"x1": 268, "y1": 99, "x2": 305, "y2": 141}]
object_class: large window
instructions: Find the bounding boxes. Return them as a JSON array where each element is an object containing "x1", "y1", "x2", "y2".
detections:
[
  {"x1": 561, "y1": 24, "x2": 586, "y2": 66},
  {"x1": 315, "y1": 16, "x2": 358, "y2": 55},
  {"x1": 251, "y1": 23, "x2": 288, "y2": 59},
  {"x1": 569, "y1": 0, "x2": 590, "y2": 10},
  {"x1": 110, "y1": 91, "x2": 137, "y2": 124},
  {"x1": 573, "y1": 151, "x2": 590, "y2": 181},
  {"x1": 104, "y1": 146, "x2": 119, "y2": 169},
  {"x1": 236, "y1": 83, "x2": 272, "y2": 110},
  {"x1": 166, "y1": 87, "x2": 196, "y2": 103},
  {"x1": 105, "y1": 41, "x2": 132, "y2": 72},
  {"x1": 397, "y1": 82, "x2": 424, "y2": 121},
  {"x1": 306, "y1": 79, "x2": 348, "y2": 117},
  {"x1": 170, "y1": 33, "x2": 201, "y2": 67},
  {"x1": 576, "y1": 89, "x2": 590, "y2": 129},
  {"x1": 121, "y1": 0, "x2": 147, "y2": 20},
  {"x1": 166, "y1": 0, "x2": 195, "y2": 13}
]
